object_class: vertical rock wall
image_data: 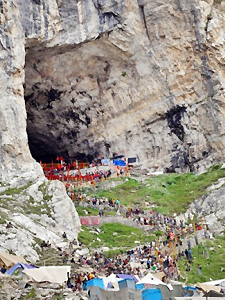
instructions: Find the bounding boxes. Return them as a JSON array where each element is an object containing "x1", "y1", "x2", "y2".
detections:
[
  {"x1": 1, "y1": 0, "x2": 225, "y2": 177},
  {"x1": 0, "y1": 1, "x2": 81, "y2": 249},
  {"x1": 0, "y1": 1, "x2": 43, "y2": 182}
]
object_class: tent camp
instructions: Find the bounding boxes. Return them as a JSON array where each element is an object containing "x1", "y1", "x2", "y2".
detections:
[
  {"x1": 6, "y1": 263, "x2": 36, "y2": 276},
  {"x1": 88, "y1": 286, "x2": 142, "y2": 300},
  {"x1": 118, "y1": 278, "x2": 136, "y2": 290},
  {"x1": 101, "y1": 273, "x2": 121, "y2": 290},
  {"x1": 0, "y1": 252, "x2": 27, "y2": 268},
  {"x1": 154, "y1": 272, "x2": 166, "y2": 281},
  {"x1": 116, "y1": 274, "x2": 139, "y2": 283},
  {"x1": 22, "y1": 266, "x2": 71, "y2": 284},
  {"x1": 158, "y1": 284, "x2": 187, "y2": 299}
]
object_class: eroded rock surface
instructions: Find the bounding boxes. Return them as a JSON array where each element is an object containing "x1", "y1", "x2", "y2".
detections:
[
  {"x1": 1, "y1": 0, "x2": 225, "y2": 256},
  {"x1": 0, "y1": 179, "x2": 80, "y2": 262},
  {"x1": 186, "y1": 184, "x2": 225, "y2": 234},
  {"x1": 23, "y1": 0, "x2": 225, "y2": 174},
  {"x1": 1, "y1": 0, "x2": 225, "y2": 175},
  {"x1": 182, "y1": 170, "x2": 225, "y2": 235},
  {"x1": 0, "y1": 0, "x2": 82, "y2": 250}
]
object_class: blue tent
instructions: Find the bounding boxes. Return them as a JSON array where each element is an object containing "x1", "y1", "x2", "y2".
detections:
[
  {"x1": 136, "y1": 283, "x2": 145, "y2": 290},
  {"x1": 6, "y1": 263, "x2": 37, "y2": 276},
  {"x1": 117, "y1": 274, "x2": 139, "y2": 283},
  {"x1": 184, "y1": 286, "x2": 198, "y2": 297},
  {"x1": 87, "y1": 278, "x2": 104, "y2": 289},
  {"x1": 118, "y1": 278, "x2": 136, "y2": 290},
  {"x1": 113, "y1": 159, "x2": 126, "y2": 166},
  {"x1": 101, "y1": 159, "x2": 110, "y2": 165},
  {"x1": 184, "y1": 286, "x2": 197, "y2": 290},
  {"x1": 142, "y1": 288, "x2": 162, "y2": 300}
]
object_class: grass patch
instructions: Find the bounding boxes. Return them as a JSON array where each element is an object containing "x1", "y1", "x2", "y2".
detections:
[
  {"x1": 79, "y1": 165, "x2": 225, "y2": 215},
  {"x1": 103, "y1": 249, "x2": 127, "y2": 258},
  {"x1": 178, "y1": 235, "x2": 225, "y2": 283},
  {"x1": 25, "y1": 288, "x2": 38, "y2": 299},
  {"x1": 0, "y1": 211, "x2": 7, "y2": 224},
  {"x1": 35, "y1": 247, "x2": 64, "y2": 267},
  {"x1": 78, "y1": 223, "x2": 154, "y2": 252},
  {"x1": 104, "y1": 210, "x2": 117, "y2": 216},
  {"x1": 75, "y1": 206, "x2": 99, "y2": 216},
  {"x1": 78, "y1": 226, "x2": 97, "y2": 246},
  {"x1": 0, "y1": 182, "x2": 33, "y2": 196},
  {"x1": 22, "y1": 196, "x2": 51, "y2": 217}
]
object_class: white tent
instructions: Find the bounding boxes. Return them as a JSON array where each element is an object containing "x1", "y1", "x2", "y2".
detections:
[
  {"x1": 0, "y1": 252, "x2": 27, "y2": 268},
  {"x1": 154, "y1": 271, "x2": 165, "y2": 281},
  {"x1": 202, "y1": 279, "x2": 225, "y2": 287},
  {"x1": 138, "y1": 273, "x2": 165, "y2": 285},
  {"x1": 101, "y1": 273, "x2": 121, "y2": 290},
  {"x1": 196, "y1": 282, "x2": 222, "y2": 293},
  {"x1": 22, "y1": 266, "x2": 71, "y2": 284}
]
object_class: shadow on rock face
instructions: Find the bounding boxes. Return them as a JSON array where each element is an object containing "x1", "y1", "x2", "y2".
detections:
[{"x1": 166, "y1": 105, "x2": 186, "y2": 141}]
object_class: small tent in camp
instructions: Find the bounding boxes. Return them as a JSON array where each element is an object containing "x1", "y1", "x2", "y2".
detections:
[
  {"x1": 116, "y1": 274, "x2": 139, "y2": 283},
  {"x1": 22, "y1": 266, "x2": 71, "y2": 284},
  {"x1": 6, "y1": 263, "x2": 37, "y2": 276},
  {"x1": 158, "y1": 284, "x2": 187, "y2": 299},
  {"x1": 142, "y1": 288, "x2": 162, "y2": 300},
  {"x1": 196, "y1": 282, "x2": 222, "y2": 294},
  {"x1": 0, "y1": 252, "x2": 27, "y2": 268},
  {"x1": 101, "y1": 273, "x2": 120, "y2": 290},
  {"x1": 87, "y1": 278, "x2": 104, "y2": 289},
  {"x1": 138, "y1": 273, "x2": 165, "y2": 286},
  {"x1": 118, "y1": 278, "x2": 136, "y2": 290},
  {"x1": 88, "y1": 286, "x2": 142, "y2": 300},
  {"x1": 113, "y1": 159, "x2": 126, "y2": 167}
]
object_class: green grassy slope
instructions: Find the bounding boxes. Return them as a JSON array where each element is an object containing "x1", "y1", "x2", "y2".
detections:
[
  {"x1": 78, "y1": 165, "x2": 225, "y2": 215},
  {"x1": 178, "y1": 235, "x2": 225, "y2": 283},
  {"x1": 78, "y1": 223, "x2": 161, "y2": 255}
]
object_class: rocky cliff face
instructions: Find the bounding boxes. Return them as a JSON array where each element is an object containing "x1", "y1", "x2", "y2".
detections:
[
  {"x1": 1, "y1": 0, "x2": 225, "y2": 175},
  {"x1": 0, "y1": 0, "x2": 81, "y2": 255},
  {"x1": 0, "y1": 0, "x2": 225, "y2": 260},
  {"x1": 186, "y1": 178, "x2": 225, "y2": 234},
  {"x1": 0, "y1": 178, "x2": 80, "y2": 262}
]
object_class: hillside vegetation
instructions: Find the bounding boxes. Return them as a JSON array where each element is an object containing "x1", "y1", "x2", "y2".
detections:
[
  {"x1": 78, "y1": 165, "x2": 225, "y2": 215},
  {"x1": 78, "y1": 223, "x2": 162, "y2": 256},
  {"x1": 178, "y1": 235, "x2": 225, "y2": 284}
]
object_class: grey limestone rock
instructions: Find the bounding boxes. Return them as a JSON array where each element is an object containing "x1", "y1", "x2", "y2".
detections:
[{"x1": 1, "y1": 0, "x2": 225, "y2": 256}]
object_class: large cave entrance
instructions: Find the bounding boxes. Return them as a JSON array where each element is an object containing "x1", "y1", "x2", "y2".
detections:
[{"x1": 24, "y1": 38, "x2": 131, "y2": 163}]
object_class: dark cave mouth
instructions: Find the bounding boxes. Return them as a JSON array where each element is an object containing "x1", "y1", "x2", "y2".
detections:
[
  {"x1": 25, "y1": 94, "x2": 106, "y2": 164},
  {"x1": 27, "y1": 135, "x2": 65, "y2": 163},
  {"x1": 27, "y1": 135, "x2": 100, "y2": 164},
  {"x1": 24, "y1": 41, "x2": 113, "y2": 165},
  {"x1": 26, "y1": 121, "x2": 109, "y2": 164}
]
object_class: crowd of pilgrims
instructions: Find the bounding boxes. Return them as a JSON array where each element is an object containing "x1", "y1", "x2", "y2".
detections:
[
  {"x1": 41, "y1": 196, "x2": 207, "y2": 292},
  {"x1": 72, "y1": 193, "x2": 200, "y2": 234},
  {"x1": 58, "y1": 244, "x2": 179, "y2": 292},
  {"x1": 59, "y1": 225, "x2": 205, "y2": 292}
]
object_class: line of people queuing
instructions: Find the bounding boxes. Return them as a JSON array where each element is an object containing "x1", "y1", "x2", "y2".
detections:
[
  {"x1": 57, "y1": 221, "x2": 209, "y2": 292},
  {"x1": 72, "y1": 193, "x2": 202, "y2": 236}
]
